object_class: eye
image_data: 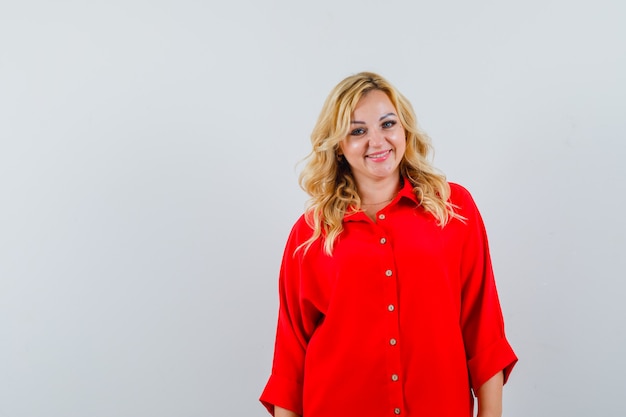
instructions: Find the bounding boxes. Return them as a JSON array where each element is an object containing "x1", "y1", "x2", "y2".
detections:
[
  {"x1": 382, "y1": 120, "x2": 397, "y2": 129},
  {"x1": 350, "y1": 127, "x2": 366, "y2": 136}
]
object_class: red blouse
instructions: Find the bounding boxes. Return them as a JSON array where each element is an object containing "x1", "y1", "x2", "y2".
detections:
[{"x1": 260, "y1": 181, "x2": 517, "y2": 417}]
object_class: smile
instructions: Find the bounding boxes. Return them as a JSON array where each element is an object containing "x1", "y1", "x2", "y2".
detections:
[{"x1": 366, "y1": 150, "x2": 392, "y2": 160}]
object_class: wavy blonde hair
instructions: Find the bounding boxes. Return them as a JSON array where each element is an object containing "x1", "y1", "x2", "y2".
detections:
[{"x1": 298, "y1": 71, "x2": 459, "y2": 255}]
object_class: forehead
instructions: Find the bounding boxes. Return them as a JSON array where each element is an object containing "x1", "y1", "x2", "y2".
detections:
[{"x1": 352, "y1": 90, "x2": 396, "y2": 116}]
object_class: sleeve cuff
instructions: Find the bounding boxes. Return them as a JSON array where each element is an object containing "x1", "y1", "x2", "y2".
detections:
[
  {"x1": 259, "y1": 373, "x2": 303, "y2": 416},
  {"x1": 467, "y1": 336, "x2": 518, "y2": 392}
]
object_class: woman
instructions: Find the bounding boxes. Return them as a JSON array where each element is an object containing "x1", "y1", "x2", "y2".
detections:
[{"x1": 260, "y1": 72, "x2": 517, "y2": 417}]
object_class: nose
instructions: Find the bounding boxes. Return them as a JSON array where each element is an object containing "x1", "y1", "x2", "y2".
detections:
[{"x1": 368, "y1": 130, "x2": 385, "y2": 147}]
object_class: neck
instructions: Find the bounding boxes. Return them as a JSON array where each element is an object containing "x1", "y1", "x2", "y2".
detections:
[{"x1": 357, "y1": 175, "x2": 402, "y2": 206}]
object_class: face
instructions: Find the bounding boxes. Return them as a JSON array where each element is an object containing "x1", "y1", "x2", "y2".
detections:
[{"x1": 339, "y1": 90, "x2": 406, "y2": 186}]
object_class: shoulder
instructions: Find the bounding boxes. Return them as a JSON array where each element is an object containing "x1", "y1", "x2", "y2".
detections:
[
  {"x1": 447, "y1": 182, "x2": 482, "y2": 221},
  {"x1": 448, "y1": 182, "x2": 476, "y2": 206},
  {"x1": 286, "y1": 213, "x2": 315, "y2": 244},
  {"x1": 281, "y1": 212, "x2": 325, "y2": 260},
  {"x1": 448, "y1": 182, "x2": 472, "y2": 200}
]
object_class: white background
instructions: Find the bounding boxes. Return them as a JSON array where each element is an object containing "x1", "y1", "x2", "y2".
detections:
[{"x1": 1, "y1": 1, "x2": 625, "y2": 416}]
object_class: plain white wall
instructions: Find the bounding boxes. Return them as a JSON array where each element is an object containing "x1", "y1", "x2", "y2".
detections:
[{"x1": 1, "y1": 1, "x2": 624, "y2": 416}]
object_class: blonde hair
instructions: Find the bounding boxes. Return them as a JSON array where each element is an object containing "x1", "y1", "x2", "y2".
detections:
[{"x1": 298, "y1": 71, "x2": 459, "y2": 255}]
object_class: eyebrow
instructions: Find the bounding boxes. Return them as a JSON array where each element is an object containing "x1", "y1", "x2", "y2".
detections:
[{"x1": 350, "y1": 113, "x2": 398, "y2": 124}]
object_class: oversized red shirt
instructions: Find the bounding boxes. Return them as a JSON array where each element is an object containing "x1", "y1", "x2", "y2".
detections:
[{"x1": 260, "y1": 181, "x2": 517, "y2": 417}]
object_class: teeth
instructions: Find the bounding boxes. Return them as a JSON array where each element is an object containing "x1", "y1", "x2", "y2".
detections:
[{"x1": 368, "y1": 151, "x2": 389, "y2": 158}]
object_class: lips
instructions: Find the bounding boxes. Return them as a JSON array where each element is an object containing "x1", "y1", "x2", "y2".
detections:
[{"x1": 366, "y1": 150, "x2": 392, "y2": 161}]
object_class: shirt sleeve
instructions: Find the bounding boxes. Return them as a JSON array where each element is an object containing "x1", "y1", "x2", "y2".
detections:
[
  {"x1": 453, "y1": 185, "x2": 518, "y2": 392},
  {"x1": 260, "y1": 217, "x2": 320, "y2": 416}
]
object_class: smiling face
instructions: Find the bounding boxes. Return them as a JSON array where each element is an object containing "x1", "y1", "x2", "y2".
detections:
[{"x1": 339, "y1": 89, "x2": 406, "y2": 187}]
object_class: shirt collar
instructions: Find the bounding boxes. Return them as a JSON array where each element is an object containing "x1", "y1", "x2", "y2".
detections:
[
  {"x1": 396, "y1": 176, "x2": 419, "y2": 205},
  {"x1": 343, "y1": 177, "x2": 418, "y2": 222}
]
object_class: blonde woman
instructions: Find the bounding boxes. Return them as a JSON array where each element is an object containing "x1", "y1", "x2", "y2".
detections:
[{"x1": 260, "y1": 72, "x2": 517, "y2": 417}]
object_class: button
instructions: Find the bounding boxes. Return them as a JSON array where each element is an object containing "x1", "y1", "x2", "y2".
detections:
[
  {"x1": 394, "y1": 408, "x2": 401, "y2": 415},
  {"x1": 380, "y1": 237, "x2": 387, "y2": 244},
  {"x1": 390, "y1": 338, "x2": 397, "y2": 346},
  {"x1": 385, "y1": 270, "x2": 393, "y2": 277},
  {"x1": 378, "y1": 214, "x2": 386, "y2": 220},
  {"x1": 391, "y1": 374, "x2": 399, "y2": 382},
  {"x1": 388, "y1": 304, "x2": 395, "y2": 312}
]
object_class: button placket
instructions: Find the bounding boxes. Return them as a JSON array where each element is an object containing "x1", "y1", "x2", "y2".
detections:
[
  {"x1": 378, "y1": 212, "x2": 403, "y2": 417},
  {"x1": 381, "y1": 266, "x2": 401, "y2": 406}
]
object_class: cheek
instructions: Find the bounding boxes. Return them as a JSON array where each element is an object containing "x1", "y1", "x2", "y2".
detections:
[
  {"x1": 394, "y1": 133, "x2": 407, "y2": 153},
  {"x1": 342, "y1": 139, "x2": 363, "y2": 153}
]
